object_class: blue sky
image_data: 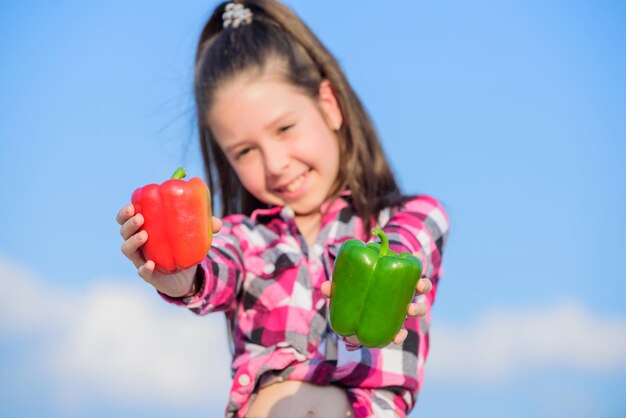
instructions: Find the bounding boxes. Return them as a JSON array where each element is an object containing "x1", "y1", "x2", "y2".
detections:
[{"x1": 1, "y1": 1, "x2": 625, "y2": 417}]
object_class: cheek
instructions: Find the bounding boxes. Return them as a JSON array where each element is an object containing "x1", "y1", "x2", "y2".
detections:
[
  {"x1": 319, "y1": 134, "x2": 341, "y2": 177},
  {"x1": 299, "y1": 123, "x2": 340, "y2": 168},
  {"x1": 232, "y1": 161, "x2": 264, "y2": 193}
]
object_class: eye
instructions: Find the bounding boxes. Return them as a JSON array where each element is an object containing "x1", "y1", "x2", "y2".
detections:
[
  {"x1": 235, "y1": 147, "x2": 253, "y2": 160},
  {"x1": 278, "y1": 124, "x2": 294, "y2": 134}
]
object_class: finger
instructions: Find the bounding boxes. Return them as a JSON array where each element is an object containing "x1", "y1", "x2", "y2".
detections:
[
  {"x1": 393, "y1": 328, "x2": 408, "y2": 345},
  {"x1": 116, "y1": 204, "x2": 135, "y2": 225},
  {"x1": 120, "y1": 230, "x2": 148, "y2": 268},
  {"x1": 120, "y1": 213, "x2": 144, "y2": 241},
  {"x1": 211, "y1": 216, "x2": 223, "y2": 233},
  {"x1": 407, "y1": 302, "x2": 428, "y2": 317},
  {"x1": 345, "y1": 335, "x2": 360, "y2": 345},
  {"x1": 416, "y1": 278, "x2": 432, "y2": 295},
  {"x1": 412, "y1": 249, "x2": 429, "y2": 278},
  {"x1": 320, "y1": 281, "x2": 332, "y2": 298},
  {"x1": 137, "y1": 260, "x2": 155, "y2": 283}
]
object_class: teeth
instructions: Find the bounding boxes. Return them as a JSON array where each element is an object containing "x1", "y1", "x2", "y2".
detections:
[{"x1": 285, "y1": 174, "x2": 305, "y2": 192}]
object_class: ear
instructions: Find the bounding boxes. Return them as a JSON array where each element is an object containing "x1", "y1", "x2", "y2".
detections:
[{"x1": 318, "y1": 79, "x2": 343, "y2": 131}]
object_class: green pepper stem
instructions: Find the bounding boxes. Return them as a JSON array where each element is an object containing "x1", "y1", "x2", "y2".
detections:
[
  {"x1": 171, "y1": 167, "x2": 187, "y2": 180},
  {"x1": 371, "y1": 227, "x2": 388, "y2": 256}
]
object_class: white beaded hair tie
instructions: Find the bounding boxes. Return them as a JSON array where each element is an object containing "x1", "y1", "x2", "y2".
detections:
[{"x1": 222, "y1": 3, "x2": 253, "y2": 28}]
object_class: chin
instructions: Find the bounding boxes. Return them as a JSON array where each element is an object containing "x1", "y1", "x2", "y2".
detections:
[{"x1": 290, "y1": 198, "x2": 325, "y2": 217}]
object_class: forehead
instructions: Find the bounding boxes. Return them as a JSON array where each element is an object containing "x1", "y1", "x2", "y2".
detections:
[
  {"x1": 207, "y1": 56, "x2": 313, "y2": 124},
  {"x1": 213, "y1": 71, "x2": 309, "y2": 113},
  {"x1": 208, "y1": 73, "x2": 315, "y2": 142}
]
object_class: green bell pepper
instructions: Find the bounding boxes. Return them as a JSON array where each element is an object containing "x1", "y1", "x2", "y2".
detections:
[{"x1": 328, "y1": 227, "x2": 423, "y2": 348}]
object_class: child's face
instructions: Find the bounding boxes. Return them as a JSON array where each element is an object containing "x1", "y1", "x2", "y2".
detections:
[{"x1": 208, "y1": 74, "x2": 342, "y2": 218}]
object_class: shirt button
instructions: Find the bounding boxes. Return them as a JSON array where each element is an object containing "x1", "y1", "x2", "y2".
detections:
[{"x1": 238, "y1": 373, "x2": 251, "y2": 387}]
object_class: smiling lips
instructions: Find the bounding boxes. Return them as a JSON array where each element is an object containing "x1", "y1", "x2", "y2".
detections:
[{"x1": 277, "y1": 170, "x2": 310, "y2": 194}]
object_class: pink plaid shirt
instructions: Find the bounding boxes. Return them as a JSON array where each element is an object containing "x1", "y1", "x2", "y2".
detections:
[{"x1": 163, "y1": 194, "x2": 449, "y2": 417}]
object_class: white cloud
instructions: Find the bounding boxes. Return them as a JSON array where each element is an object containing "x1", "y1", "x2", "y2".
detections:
[
  {"x1": 427, "y1": 299, "x2": 626, "y2": 382},
  {"x1": 2, "y1": 255, "x2": 626, "y2": 412},
  {"x1": 0, "y1": 256, "x2": 232, "y2": 410},
  {"x1": 0, "y1": 257, "x2": 73, "y2": 334}
]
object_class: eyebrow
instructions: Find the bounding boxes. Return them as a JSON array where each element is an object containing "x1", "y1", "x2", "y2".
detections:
[
  {"x1": 264, "y1": 111, "x2": 296, "y2": 131},
  {"x1": 223, "y1": 111, "x2": 298, "y2": 155},
  {"x1": 224, "y1": 141, "x2": 248, "y2": 155}
]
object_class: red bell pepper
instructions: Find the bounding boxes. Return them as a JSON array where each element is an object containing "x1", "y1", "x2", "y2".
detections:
[{"x1": 131, "y1": 168, "x2": 212, "y2": 274}]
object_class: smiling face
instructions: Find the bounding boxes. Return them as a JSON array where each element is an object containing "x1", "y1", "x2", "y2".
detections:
[{"x1": 207, "y1": 72, "x2": 343, "y2": 219}]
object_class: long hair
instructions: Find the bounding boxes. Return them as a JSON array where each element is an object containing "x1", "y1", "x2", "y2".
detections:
[{"x1": 194, "y1": 0, "x2": 403, "y2": 232}]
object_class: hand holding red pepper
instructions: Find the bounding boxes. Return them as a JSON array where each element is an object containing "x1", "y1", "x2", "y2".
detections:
[
  {"x1": 117, "y1": 168, "x2": 222, "y2": 298},
  {"x1": 131, "y1": 167, "x2": 213, "y2": 274}
]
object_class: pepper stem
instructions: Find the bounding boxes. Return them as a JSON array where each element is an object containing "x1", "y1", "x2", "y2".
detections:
[
  {"x1": 371, "y1": 227, "x2": 388, "y2": 256},
  {"x1": 171, "y1": 167, "x2": 187, "y2": 180}
]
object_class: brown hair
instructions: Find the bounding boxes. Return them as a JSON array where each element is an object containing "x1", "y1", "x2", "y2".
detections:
[{"x1": 194, "y1": 0, "x2": 403, "y2": 232}]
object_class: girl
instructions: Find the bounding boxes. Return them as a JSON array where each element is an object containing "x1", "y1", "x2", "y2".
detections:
[{"x1": 117, "y1": 1, "x2": 449, "y2": 417}]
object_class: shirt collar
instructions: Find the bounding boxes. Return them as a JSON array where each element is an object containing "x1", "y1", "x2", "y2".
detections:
[{"x1": 250, "y1": 190, "x2": 352, "y2": 224}]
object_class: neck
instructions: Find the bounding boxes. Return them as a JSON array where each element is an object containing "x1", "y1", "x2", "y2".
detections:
[{"x1": 295, "y1": 211, "x2": 322, "y2": 247}]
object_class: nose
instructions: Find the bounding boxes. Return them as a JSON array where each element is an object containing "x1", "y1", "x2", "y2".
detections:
[{"x1": 263, "y1": 142, "x2": 290, "y2": 177}]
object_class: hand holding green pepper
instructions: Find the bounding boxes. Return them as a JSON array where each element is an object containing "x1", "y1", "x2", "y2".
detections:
[{"x1": 322, "y1": 228, "x2": 431, "y2": 347}]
